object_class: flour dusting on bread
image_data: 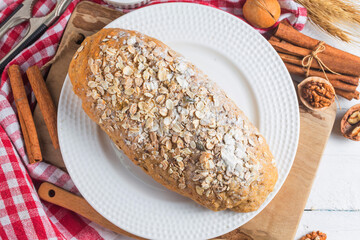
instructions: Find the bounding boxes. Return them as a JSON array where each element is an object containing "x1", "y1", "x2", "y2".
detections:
[{"x1": 69, "y1": 28, "x2": 278, "y2": 212}]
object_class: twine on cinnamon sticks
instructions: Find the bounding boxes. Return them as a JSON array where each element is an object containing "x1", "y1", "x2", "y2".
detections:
[
  {"x1": 301, "y1": 41, "x2": 340, "y2": 79},
  {"x1": 300, "y1": 41, "x2": 342, "y2": 106},
  {"x1": 270, "y1": 21, "x2": 360, "y2": 101}
]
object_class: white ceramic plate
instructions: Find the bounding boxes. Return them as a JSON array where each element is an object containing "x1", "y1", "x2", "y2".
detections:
[{"x1": 58, "y1": 3, "x2": 299, "y2": 239}]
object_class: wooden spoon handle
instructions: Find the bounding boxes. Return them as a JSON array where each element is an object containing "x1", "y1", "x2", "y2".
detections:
[{"x1": 38, "y1": 182, "x2": 144, "y2": 239}]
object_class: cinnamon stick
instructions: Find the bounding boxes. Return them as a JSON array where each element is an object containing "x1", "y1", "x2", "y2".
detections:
[
  {"x1": 278, "y1": 53, "x2": 359, "y2": 86},
  {"x1": 270, "y1": 40, "x2": 360, "y2": 77},
  {"x1": 18, "y1": 111, "x2": 35, "y2": 164},
  {"x1": 26, "y1": 65, "x2": 59, "y2": 149},
  {"x1": 284, "y1": 63, "x2": 358, "y2": 92},
  {"x1": 278, "y1": 52, "x2": 323, "y2": 72},
  {"x1": 274, "y1": 21, "x2": 360, "y2": 75},
  {"x1": 269, "y1": 36, "x2": 280, "y2": 42},
  {"x1": 336, "y1": 89, "x2": 360, "y2": 100},
  {"x1": 8, "y1": 65, "x2": 42, "y2": 162}
]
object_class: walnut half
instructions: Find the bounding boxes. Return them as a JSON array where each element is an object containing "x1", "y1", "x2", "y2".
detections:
[
  {"x1": 348, "y1": 110, "x2": 360, "y2": 124},
  {"x1": 300, "y1": 231, "x2": 327, "y2": 240},
  {"x1": 341, "y1": 104, "x2": 360, "y2": 141},
  {"x1": 298, "y1": 77, "x2": 335, "y2": 111}
]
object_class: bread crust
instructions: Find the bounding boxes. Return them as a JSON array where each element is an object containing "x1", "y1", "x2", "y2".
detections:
[{"x1": 69, "y1": 28, "x2": 278, "y2": 212}]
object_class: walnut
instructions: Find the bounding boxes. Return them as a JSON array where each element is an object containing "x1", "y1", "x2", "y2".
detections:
[
  {"x1": 348, "y1": 110, "x2": 360, "y2": 124},
  {"x1": 298, "y1": 77, "x2": 335, "y2": 111},
  {"x1": 300, "y1": 231, "x2": 327, "y2": 240},
  {"x1": 341, "y1": 104, "x2": 360, "y2": 141}
]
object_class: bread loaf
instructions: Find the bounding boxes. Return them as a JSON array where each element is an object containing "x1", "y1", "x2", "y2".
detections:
[{"x1": 69, "y1": 28, "x2": 278, "y2": 212}]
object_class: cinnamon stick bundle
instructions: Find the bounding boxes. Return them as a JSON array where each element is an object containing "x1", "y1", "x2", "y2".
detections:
[
  {"x1": 270, "y1": 40, "x2": 360, "y2": 77},
  {"x1": 274, "y1": 21, "x2": 360, "y2": 73},
  {"x1": 279, "y1": 53, "x2": 359, "y2": 86},
  {"x1": 278, "y1": 52, "x2": 323, "y2": 72},
  {"x1": 26, "y1": 66, "x2": 59, "y2": 149},
  {"x1": 285, "y1": 63, "x2": 357, "y2": 92},
  {"x1": 8, "y1": 65, "x2": 42, "y2": 163},
  {"x1": 270, "y1": 21, "x2": 360, "y2": 100}
]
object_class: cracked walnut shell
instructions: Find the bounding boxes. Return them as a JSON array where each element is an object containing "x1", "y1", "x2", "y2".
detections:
[{"x1": 341, "y1": 104, "x2": 360, "y2": 141}]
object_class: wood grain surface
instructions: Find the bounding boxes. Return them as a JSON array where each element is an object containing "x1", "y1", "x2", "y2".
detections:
[
  {"x1": 33, "y1": 2, "x2": 123, "y2": 171},
  {"x1": 295, "y1": 21, "x2": 360, "y2": 239},
  {"x1": 219, "y1": 104, "x2": 336, "y2": 240},
  {"x1": 36, "y1": 2, "x2": 337, "y2": 239},
  {"x1": 38, "y1": 182, "x2": 144, "y2": 239}
]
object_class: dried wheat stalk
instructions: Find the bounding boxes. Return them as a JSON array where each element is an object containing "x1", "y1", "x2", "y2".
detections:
[{"x1": 295, "y1": 0, "x2": 360, "y2": 42}]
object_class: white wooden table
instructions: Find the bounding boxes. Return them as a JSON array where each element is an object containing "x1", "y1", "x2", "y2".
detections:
[{"x1": 295, "y1": 22, "x2": 360, "y2": 239}]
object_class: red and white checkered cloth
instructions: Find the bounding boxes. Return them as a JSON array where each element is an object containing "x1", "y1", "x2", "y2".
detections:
[{"x1": 0, "y1": 0, "x2": 307, "y2": 239}]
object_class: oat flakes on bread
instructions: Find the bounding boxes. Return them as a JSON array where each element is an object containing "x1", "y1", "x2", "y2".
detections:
[{"x1": 69, "y1": 28, "x2": 278, "y2": 212}]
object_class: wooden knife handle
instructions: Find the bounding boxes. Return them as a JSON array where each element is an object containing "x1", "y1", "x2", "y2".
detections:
[{"x1": 38, "y1": 182, "x2": 144, "y2": 239}]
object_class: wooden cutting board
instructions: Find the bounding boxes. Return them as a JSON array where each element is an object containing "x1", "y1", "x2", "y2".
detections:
[{"x1": 35, "y1": 2, "x2": 337, "y2": 239}]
